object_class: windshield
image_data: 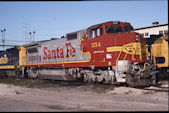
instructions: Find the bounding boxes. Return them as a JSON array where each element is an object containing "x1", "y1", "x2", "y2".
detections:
[
  {"x1": 106, "y1": 26, "x2": 123, "y2": 33},
  {"x1": 124, "y1": 27, "x2": 133, "y2": 32}
]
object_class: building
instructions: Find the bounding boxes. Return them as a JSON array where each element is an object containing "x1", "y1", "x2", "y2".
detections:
[{"x1": 134, "y1": 22, "x2": 168, "y2": 38}]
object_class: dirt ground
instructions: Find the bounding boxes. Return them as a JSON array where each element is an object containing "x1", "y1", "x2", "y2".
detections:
[{"x1": 0, "y1": 78, "x2": 168, "y2": 112}]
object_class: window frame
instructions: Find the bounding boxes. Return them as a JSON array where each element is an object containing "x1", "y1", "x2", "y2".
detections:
[
  {"x1": 88, "y1": 27, "x2": 100, "y2": 39},
  {"x1": 106, "y1": 26, "x2": 123, "y2": 33},
  {"x1": 159, "y1": 30, "x2": 163, "y2": 35},
  {"x1": 145, "y1": 32, "x2": 149, "y2": 36},
  {"x1": 100, "y1": 28, "x2": 103, "y2": 36}
]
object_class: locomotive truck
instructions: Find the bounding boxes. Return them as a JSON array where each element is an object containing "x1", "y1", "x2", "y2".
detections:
[{"x1": 0, "y1": 21, "x2": 157, "y2": 87}]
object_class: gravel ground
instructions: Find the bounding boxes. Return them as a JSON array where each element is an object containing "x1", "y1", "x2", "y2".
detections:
[{"x1": 0, "y1": 78, "x2": 168, "y2": 112}]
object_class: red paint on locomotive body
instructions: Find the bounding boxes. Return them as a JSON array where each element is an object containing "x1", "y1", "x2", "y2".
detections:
[{"x1": 80, "y1": 21, "x2": 147, "y2": 67}]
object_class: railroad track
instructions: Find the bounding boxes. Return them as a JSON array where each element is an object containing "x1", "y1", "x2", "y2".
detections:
[{"x1": 0, "y1": 76, "x2": 168, "y2": 93}]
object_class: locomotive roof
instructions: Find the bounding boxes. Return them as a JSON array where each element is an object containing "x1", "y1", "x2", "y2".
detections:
[
  {"x1": 88, "y1": 21, "x2": 112, "y2": 29},
  {"x1": 88, "y1": 21, "x2": 131, "y2": 29},
  {"x1": 23, "y1": 29, "x2": 86, "y2": 48},
  {"x1": 23, "y1": 40, "x2": 50, "y2": 48},
  {"x1": 159, "y1": 35, "x2": 168, "y2": 41},
  {"x1": 146, "y1": 34, "x2": 164, "y2": 45},
  {"x1": 66, "y1": 29, "x2": 86, "y2": 35}
]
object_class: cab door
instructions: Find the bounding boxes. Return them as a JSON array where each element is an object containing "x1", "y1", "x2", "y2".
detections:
[{"x1": 88, "y1": 27, "x2": 105, "y2": 65}]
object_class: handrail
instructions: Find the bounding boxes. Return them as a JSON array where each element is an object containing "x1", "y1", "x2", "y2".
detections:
[
  {"x1": 116, "y1": 44, "x2": 126, "y2": 72},
  {"x1": 138, "y1": 62, "x2": 152, "y2": 71},
  {"x1": 116, "y1": 44, "x2": 125, "y2": 62}
]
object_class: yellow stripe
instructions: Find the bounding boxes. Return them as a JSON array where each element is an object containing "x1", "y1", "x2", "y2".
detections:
[
  {"x1": 106, "y1": 42, "x2": 141, "y2": 55},
  {"x1": 26, "y1": 59, "x2": 90, "y2": 66},
  {"x1": 107, "y1": 46, "x2": 123, "y2": 52},
  {"x1": 0, "y1": 65, "x2": 15, "y2": 69}
]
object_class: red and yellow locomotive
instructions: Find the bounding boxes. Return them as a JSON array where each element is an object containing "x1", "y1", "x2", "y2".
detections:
[
  {"x1": 79, "y1": 21, "x2": 156, "y2": 86},
  {"x1": 0, "y1": 21, "x2": 156, "y2": 87},
  {"x1": 81, "y1": 21, "x2": 147, "y2": 66}
]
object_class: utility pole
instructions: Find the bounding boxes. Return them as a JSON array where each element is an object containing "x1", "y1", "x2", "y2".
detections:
[
  {"x1": 29, "y1": 31, "x2": 35, "y2": 42},
  {"x1": 33, "y1": 31, "x2": 35, "y2": 42},
  {"x1": 24, "y1": 24, "x2": 30, "y2": 42},
  {"x1": 1, "y1": 29, "x2": 6, "y2": 50},
  {"x1": 1, "y1": 30, "x2": 3, "y2": 50},
  {"x1": 29, "y1": 32, "x2": 32, "y2": 42}
]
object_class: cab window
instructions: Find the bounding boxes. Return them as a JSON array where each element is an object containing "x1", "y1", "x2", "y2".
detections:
[
  {"x1": 88, "y1": 28, "x2": 100, "y2": 38},
  {"x1": 88, "y1": 29, "x2": 93, "y2": 38},
  {"x1": 100, "y1": 28, "x2": 103, "y2": 36},
  {"x1": 106, "y1": 26, "x2": 123, "y2": 33},
  {"x1": 124, "y1": 27, "x2": 133, "y2": 32}
]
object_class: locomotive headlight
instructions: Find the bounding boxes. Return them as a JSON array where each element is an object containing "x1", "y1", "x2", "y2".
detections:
[{"x1": 135, "y1": 34, "x2": 138, "y2": 41}]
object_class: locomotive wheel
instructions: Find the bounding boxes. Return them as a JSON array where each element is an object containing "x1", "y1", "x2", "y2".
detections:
[
  {"x1": 126, "y1": 74, "x2": 153, "y2": 87},
  {"x1": 6, "y1": 70, "x2": 15, "y2": 77},
  {"x1": 83, "y1": 74, "x2": 89, "y2": 82},
  {"x1": 28, "y1": 69, "x2": 39, "y2": 79},
  {"x1": 77, "y1": 73, "x2": 82, "y2": 78},
  {"x1": 126, "y1": 74, "x2": 137, "y2": 87},
  {"x1": 91, "y1": 76, "x2": 97, "y2": 83},
  {"x1": 103, "y1": 74, "x2": 112, "y2": 84},
  {"x1": 97, "y1": 76, "x2": 104, "y2": 83}
]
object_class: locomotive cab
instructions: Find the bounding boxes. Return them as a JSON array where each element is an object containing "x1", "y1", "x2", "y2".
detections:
[
  {"x1": 81, "y1": 21, "x2": 147, "y2": 65},
  {"x1": 86, "y1": 21, "x2": 134, "y2": 39},
  {"x1": 80, "y1": 21, "x2": 156, "y2": 86}
]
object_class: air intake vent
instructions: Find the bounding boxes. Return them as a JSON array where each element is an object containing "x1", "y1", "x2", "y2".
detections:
[{"x1": 66, "y1": 32, "x2": 77, "y2": 40}]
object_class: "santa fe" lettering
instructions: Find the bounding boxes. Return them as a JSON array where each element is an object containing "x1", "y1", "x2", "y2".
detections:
[{"x1": 43, "y1": 42, "x2": 76, "y2": 60}]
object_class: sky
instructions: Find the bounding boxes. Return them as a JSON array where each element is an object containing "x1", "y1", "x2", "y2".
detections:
[{"x1": 0, "y1": 0, "x2": 168, "y2": 50}]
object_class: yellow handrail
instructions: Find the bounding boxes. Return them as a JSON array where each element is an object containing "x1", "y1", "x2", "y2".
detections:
[
  {"x1": 138, "y1": 62, "x2": 152, "y2": 71},
  {"x1": 116, "y1": 44, "x2": 126, "y2": 72}
]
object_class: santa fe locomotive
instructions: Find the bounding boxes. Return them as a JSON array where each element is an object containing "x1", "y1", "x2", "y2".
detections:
[{"x1": 0, "y1": 21, "x2": 157, "y2": 87}]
